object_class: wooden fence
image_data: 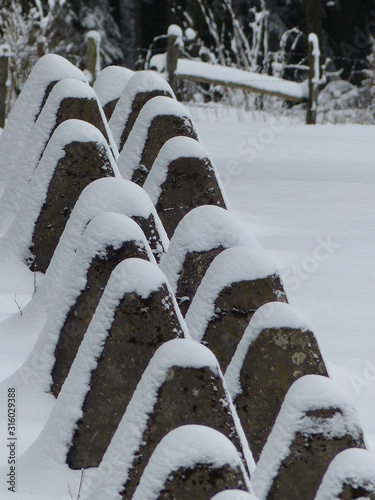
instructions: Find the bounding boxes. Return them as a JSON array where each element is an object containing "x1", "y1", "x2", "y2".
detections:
[
  {"x1": 0, "y1": 32, "x2": 320, "y2": 128},
  {"x1": 152, "y1": 31, "x2": 321, "y2": 125}
]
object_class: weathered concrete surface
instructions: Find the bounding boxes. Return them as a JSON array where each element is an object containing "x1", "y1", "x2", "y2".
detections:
[
  {"x1": 122, "y1": 366, "x2": 247, "y2": 498},
  {"x1": 132, "y1": 213, "x2": 166, "y2": 264},
  {"x1": 102, "y1": 98, "x2": 118, "y2": 120},
  {"x1": 155, "y1": 156, "x2": 227, "y2": 239},
  {"x1": 267, "y1": 422, "x2": 364, "y2": 500},
  {"x1": 203, "y1": 275, "x2": 287, "y2": 371},
  {"x1": 176, "y1": 247, "x2": 224, "y2": 316},
  {"x1": 51, "y1": 241, "x2": 149, "y2": 397},
  {"x1": 67, "y1": 284, "x2": 184, "y2": 469},
  {"x1": 234, "y1": 326, "x2": 328, "y2": 461},
  {"x1": 340, "y1": 484, "x2": 375, "y2": 499},
  {"x1": 157, "y1": 463, "x2": 247, "y2": 500},
  {"x1": 29, "y1": 140, "x2": 114, "y2": 273},
  {"x1": 118, "y1": 89, "x2": 173, "y2": 151},
  {"x1": 131, "y1": 114, "x2": 198, "y2": 186},
  {"x1": 55, "y1": 96, "x2": 112, "y2": 147}
]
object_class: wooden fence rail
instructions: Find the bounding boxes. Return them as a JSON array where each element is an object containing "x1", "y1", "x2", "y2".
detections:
[{"x1": 152, "y1": 30, "x2": 321, "y2": 124}]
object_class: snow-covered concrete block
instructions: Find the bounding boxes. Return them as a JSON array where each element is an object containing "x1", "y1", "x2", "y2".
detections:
[
  {"x1": 225, "y1": 302, "x2": 328, "y2": 461},
  {"x1": 0, "y1": 78, "x2": 119, "y2": 233},
  {"x1": 252, "y1": 375, "x2": 365, "y2": 500},
  {"x1": 66, "y1": 258, "x2": 186, "y2": 469},
  {"x1": 29, "y1": 176, "x2": 169, "y2": 314},
  {"x1": 315, "y1": 448, "x2": 375, "y2": 499},
  {"x1": 24, "y1": 119, "x2": 117, "y2": 273},
  {"x1": 117, "y1": 95, "x2": 198, "y2": 186},
  {"x1": 186, "y1": 247, "x2": 287, "y2": 370},
  {"x1": 50, "y1": 212, "x2": 153, "y2": 396},
  {"x1": 18, "y1": 212, "x2": 154, "y2": 393},
  {"x1": 109, "y1": 70, "x2": 175, "y2": 151},
  {"x1": 160, "y1": 205, "x2": 260, "y2": 316},
  {"x1": 0, "y1": 54, "x2": 86, "y2": 194},
  {"x1": 4, "y1": 119, "x2": 118, "y2": 273},
  {"x1": 44, "y1": 177, "x2": 169, "y2": 271},
  {"x1": 42, "y1": 77, "x2": 118, "y2": 158},
  {"x1": 143, "y1": 137, "x2": 228, "y2": 238},
  {"x1": 83, "y1": 339, "x2": 254, "y2": 499},
  {"x1": 93, "y1": 65, "x2": 134, "y2": 120},
  {"x1": 132, "y1": 426, "x2": 251, "y2": 499}
]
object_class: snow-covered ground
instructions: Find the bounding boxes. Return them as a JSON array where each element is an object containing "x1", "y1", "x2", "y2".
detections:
[
  {"x1": 193, "y1": 106, "x2": 375, "y2": 451},
  {"x1": 0, "y1": 105, "x2": 374, "y2": 497}
]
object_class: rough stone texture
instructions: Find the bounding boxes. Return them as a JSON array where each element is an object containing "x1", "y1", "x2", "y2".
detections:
[
  {"x1": 121, "y1": 366, "x2": 247, "y2": 499},
  {"x1": 155, "y1": 157, "x2": 227, "y2": 239},
  {"x1": 67, "y1": 284, "x2": 184, "y2": 469},
  {"x1": 51, "y1": 241, "x2": 149, "y2": 397},
  {"x1": 131, "y1": 114, "x2": 198, "y2": 186},
  {"x1": 176, "y1": 246, "x2": 224, "y2": 317},
  {"x1": 235, "y1": 327, "x2": 328, "y2": 461},
  {"x1": 103, "y1": 98, "x2": 118, "y2": 121},
  {"x1": 29, "y1": 140, "x2": 114, "y2": 273},
  {"x1": 118, "y1": 89, "x2": 173, "y2": 151},
  {"x1": 35, "y1": 95, "x2": 114, "y2": 169},
  {"x1": 267, "y1": 419, "x2": 365, "y2": 500},
  {"x1": 55, "y1": 96, "x2": 112, "y2": 149},
  {"x1": 203, "y1": 275, "x2": 287, "y2": 371},
  {"x1": 340, "y1": 483, "x2": 375, "y2": 499},
  {"x1": 157, "y1": 463, "x2": 247, "y2": 500},
  {"x1": 132, "y1": 213, "x2": 166, "y2": 264}
]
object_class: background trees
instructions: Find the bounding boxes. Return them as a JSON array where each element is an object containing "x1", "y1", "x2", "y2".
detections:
[{"x1": 1, "y1": 0, "x2": 375, "y2": 115}]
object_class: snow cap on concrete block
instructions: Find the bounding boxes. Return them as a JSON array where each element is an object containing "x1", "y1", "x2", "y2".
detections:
[
  {"x1": 211, "y1": 490, "x2": 259, "y2": 500},
  {"x1": 94, "y1": 66, "x2": 134, "y2": 106},
  {"x1": 252, "y1": 375, "x2": 364, "y2": 499},
  {"x1": 0, "y1": 54, "x2": 86, "y2": 184},
  {"x1": 143, "y1": 136, "x2": 223, "y2": 204},
  {"x1": 117, "y1": 95, "x2": 198, "y2": 184},
  {"x1": 315, "y1": 448, "x2": 375, "y2": 500},
  {"x1": 110, "y1": 70, "x2": 175, "y2": 150},
  {"x1": 160, "y1": 205, "x2": 260, "y2": 293},
  {"x1": 185, "y1": 246, "x2": 281, "y2": 343},
  {"x1": 93, "y1": 65, "x2": 134, "y2": 120},
  {"x1": 132, "y1": 425, "x2": 250, "y2": 500}
]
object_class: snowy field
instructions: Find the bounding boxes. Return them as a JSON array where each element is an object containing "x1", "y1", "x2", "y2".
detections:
[
  {"x1": 193, "y1": 107, "x2": 375, "y2": 451},
  {"x1": 0, "y1": 105, "x2": 374, "y2": 497}
]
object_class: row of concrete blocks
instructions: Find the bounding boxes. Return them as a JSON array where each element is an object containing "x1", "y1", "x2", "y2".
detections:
[{"x1": 0, "y1": 54, "x2": 374, "y2": 499}]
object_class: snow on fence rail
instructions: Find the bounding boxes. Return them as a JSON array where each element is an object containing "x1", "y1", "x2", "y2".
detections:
[{"x1": 151, "y1": 28, "x2": 321, "y2": 124}]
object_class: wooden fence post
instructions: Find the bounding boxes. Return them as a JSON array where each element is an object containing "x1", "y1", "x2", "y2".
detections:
[
  {"x1": 306, "y1": 33, "x2": 320, "y2": 125},
  {"x1": 86, "y1": 31, "x2": 101, "y2": 86},
  {"x1": 37, "y1": 35, "x2": 47, "y2": 58},
  {"x1": 166, "y1": 25, "x2": 182, "y2": 93},
  {"x1": 0, "y1": 44, "x2": 11, "y2": 129}
]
